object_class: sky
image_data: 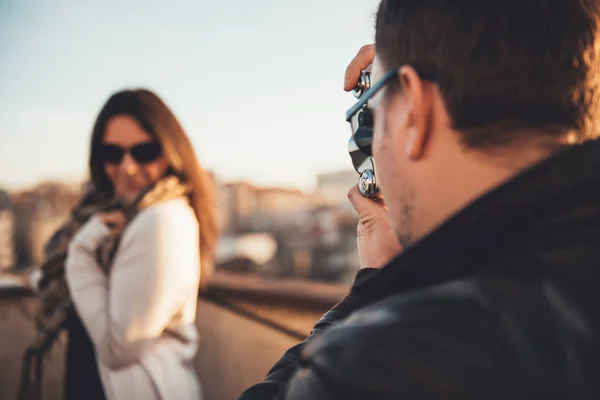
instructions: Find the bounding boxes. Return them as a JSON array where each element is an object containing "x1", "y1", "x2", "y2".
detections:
[{"x1": 0, "y1": 0, "x2": 381, "y2": 191}]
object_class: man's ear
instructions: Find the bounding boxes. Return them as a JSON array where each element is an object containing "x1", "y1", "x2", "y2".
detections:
[{"x1": 399, "y1": 65, "x2": 431, "y2": 161}]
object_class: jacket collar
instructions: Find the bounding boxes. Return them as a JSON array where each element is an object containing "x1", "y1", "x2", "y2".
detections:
[{"x1": 355, "y1": 139, "x2": 600, "y2": 300}]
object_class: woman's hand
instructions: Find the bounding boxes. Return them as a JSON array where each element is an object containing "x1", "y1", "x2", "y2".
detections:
[{"x1": 96, "y1": 210, "x2": 126, "y2": 234}]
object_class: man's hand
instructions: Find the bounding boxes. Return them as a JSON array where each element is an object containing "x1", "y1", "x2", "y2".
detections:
[
  {"x1": 345, "y1": 45, "x2": 400, "y2": 268},
  {"x1": 348, "y1": 186, "x2": 402, "y2": 269},
  {"x1": 344, "y1": 44, "x2": 375, "y2": 91}
]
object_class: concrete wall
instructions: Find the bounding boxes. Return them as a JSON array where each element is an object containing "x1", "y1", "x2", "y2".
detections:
[{"x1": 0, "y1": 294, "x2": 325, "y2": 400}]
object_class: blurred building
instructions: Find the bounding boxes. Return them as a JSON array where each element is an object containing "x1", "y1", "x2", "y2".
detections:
[
  {"x1": 316, "y1": 170, "x2": 358, "y2": 204},
  {"x1": 11, "y1": 182, "x2": 82, "y2": 267},
  {"x1": 259, "y1": 202, "x2": 360, "y2": 283},
  {"x1": 253, "y1": 187, "x2": 326, "y2": 230},
  {"x1": 206, "y1": 171, "x2": 226, "y2": 233},
  {"x1": 0, "y1": 189, "x2": 16, "y2": 272},
  {"x1": 212, "y1": 178, "x2": 363, "y2": 282},
  {"x1": 218, "y1": 181, "x2": 327, "y2": 233},
  {"x1": 5, "y1": 173, "x2": 363, "y2": 283}
]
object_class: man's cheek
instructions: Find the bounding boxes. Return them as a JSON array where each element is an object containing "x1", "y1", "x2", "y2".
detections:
[{"x1": 372, "y1": 124, "x2": 385, "y2": 159}]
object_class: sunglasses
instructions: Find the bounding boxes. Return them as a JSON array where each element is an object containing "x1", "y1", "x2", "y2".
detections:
[
  {"x1": 100, "y1": 141, "x2": 162, "y2": 165},
  {"x1": 346, "y1": 68, "x2": 436, "y2": 171}
]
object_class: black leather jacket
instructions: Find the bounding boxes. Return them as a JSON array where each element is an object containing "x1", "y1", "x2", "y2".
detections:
[{"x1": 239, "y1": 139, "x2": 600, "y2": 400}]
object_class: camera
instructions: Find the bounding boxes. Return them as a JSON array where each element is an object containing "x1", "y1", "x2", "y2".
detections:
[
  {"x1": 353, "y1": 71, "x2": 371, "y2": 99},
  {"x1": 348, "y1": 70, "x2": 378, "y2": 198}
]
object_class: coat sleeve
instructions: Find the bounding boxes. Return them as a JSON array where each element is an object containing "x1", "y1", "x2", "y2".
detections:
[
  {"x1": 280, "y1": 294, "x2": 525, "y2": 400},
  {"x1": 66, "y1": 203, "x2": 199, "y2": 370},
  {"x1": 238, "y1": 268, "x2": 381, "y2": 400}
]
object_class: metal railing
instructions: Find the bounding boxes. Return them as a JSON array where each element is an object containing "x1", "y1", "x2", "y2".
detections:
[
  {"x1": 1, "y1": 270, "x2": 350, "y2": 339},
  {"x1": 200, "y1": 272, "x2": 348, "y2": 339}
]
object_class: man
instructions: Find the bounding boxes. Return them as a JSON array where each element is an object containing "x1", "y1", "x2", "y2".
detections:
[{"x1": 240, "y1": 0, "x2": 600, "y2": 398}]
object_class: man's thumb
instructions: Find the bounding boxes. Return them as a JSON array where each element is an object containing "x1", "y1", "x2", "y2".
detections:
[{"x1": 347, "y1": 185, "x2": 383, "y2": 218}]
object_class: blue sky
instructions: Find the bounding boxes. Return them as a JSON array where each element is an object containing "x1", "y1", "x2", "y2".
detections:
[{"x1": 0, "y1": 0, "x2": 380, "y2": 190}]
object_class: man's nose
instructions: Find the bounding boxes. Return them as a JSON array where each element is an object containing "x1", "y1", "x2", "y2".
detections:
[{"x1": 119, "y1": 153, "x2": 139, "y2": 176}]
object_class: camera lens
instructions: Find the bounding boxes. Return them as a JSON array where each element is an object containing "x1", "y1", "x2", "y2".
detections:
[{"x1": 358, "y1": 110, "x2": 372, "y2": 127}]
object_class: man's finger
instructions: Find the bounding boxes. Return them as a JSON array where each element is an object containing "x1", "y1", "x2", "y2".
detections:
[
  {"x1": 344, "y1": 44, "x2": 376, "y2": 91},
  {"x1": 347, "y1": 185, "x2": 384, "y2": 216}
]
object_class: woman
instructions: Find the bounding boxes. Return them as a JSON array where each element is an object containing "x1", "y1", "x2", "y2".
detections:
[{"x1": 26, "y1": 88, "x2": 217, "y2": 400}]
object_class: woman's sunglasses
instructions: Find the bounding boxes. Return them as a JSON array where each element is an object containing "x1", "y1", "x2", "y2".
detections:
[{"x1": 100, "y1": 141, "x2": 162, "y2": 165}]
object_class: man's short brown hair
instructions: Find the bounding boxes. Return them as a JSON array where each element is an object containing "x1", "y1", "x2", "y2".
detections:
[{"x1": 376, "y1": 0, "x2": 600, "y2": 147}]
